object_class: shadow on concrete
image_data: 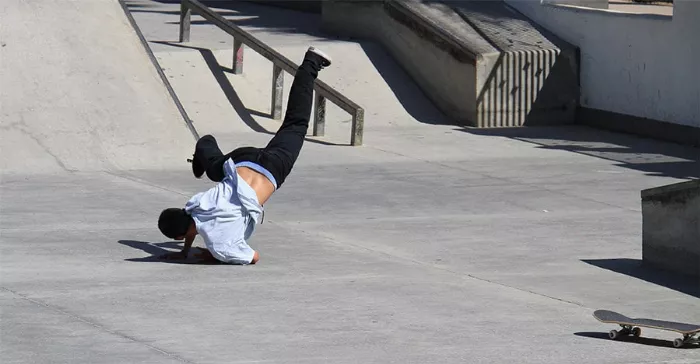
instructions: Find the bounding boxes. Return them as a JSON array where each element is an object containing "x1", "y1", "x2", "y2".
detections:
[
  {"x1": 582, "y1": 258, "x2": 700, "y2": 299},
  {"x1": 150, "y1": 41, "x2": 346, "y2": 146},
  {"x1": 152, "y1": 41, "x2": 271, "y2": 133},
  {"x1": 129, "y1": 0, "x2": 452, "y2": 128},
  {"x1": 132, "y1": 8, "x2": 241, "y2": 17},
  {"x1": 573, "y1": 332, "x2": 698, "y2": 349},
  {"x1": 359, "y1": 42, "x2": 452, "y2": 126},
  {"x1": 122, "y1": 1, "x2": 162, "y2": 9},
  {"x1": 118, "y1": 240, "x2": 222, "y2": 264},
  {"x1": 246, "y1": 108, "x2": 272, "y2": 118},
  {"x1": 145, "y1": 0, "x2": 326, "y2": 37},
  {"x1": 460, "y1": 126, "x2": 700, "y2": 179}
]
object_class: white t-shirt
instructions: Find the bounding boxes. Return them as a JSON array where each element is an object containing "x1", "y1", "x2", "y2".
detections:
[{"x1": 184, "y1": 159, "x2": 263, "y2": 264}]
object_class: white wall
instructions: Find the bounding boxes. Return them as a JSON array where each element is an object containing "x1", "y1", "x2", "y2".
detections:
[{"x1": 506, "y1": 0, "x2": 700, "y2": 128}]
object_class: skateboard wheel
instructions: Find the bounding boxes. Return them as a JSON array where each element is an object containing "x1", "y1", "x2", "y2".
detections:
[
  {"x1": 631, "y1": 327, "x2": 641, "y2": 337},
  {"x1": 609, "y1": 330, "x2": 620, "y2": 340},
  {"x1": 673, "y1": 338, "x2": 684, "y2": 348}
]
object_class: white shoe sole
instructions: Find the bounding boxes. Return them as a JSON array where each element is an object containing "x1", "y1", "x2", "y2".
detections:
[{"x1": 308, "y1": 46, "x2": 332, "y2": 66}]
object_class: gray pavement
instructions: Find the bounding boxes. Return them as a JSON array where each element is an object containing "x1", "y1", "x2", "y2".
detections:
[{"x1": 2, "y1": 1, "x2": 700, "y2": 363}]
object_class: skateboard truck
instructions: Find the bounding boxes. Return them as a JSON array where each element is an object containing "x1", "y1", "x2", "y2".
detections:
[
  {"x1": 675, "y1": 333, "x2": 700, "y2": 349},
  {"x1": 608, "y1": 325, "x2": 641, "y2": 340}
]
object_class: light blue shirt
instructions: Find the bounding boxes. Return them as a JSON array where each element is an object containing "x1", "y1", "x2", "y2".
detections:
[{"x1": 184, "y1": 159, "x2": 263, "y2": 264}]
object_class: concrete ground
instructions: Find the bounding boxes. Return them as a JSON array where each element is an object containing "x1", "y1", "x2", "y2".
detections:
[{"x1": 2, "y1": 1, "x2": 699, "y2": 363}]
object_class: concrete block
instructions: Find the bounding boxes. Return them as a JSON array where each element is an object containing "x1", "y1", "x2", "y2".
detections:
[
  {"x1": 321, "y1": 0, "x2": 579, "y2": 127},
  {"x1": 641, "y1": 179, "x2": 700, "y2": 278}
]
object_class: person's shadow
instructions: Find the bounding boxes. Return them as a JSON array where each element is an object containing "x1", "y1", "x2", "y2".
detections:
[{"x1": 118, "y1": 240, "x2": 222, "y2": 264}]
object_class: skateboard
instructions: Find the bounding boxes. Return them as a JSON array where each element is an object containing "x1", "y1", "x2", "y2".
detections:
[{"x1": 593, "y1": 309, "x2": 700, "y2": 348}]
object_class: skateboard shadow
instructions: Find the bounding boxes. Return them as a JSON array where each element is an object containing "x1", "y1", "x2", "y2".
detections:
[
  {"x1": 574, "y1": 332, "x2": 699, "y2": 349},
  {"x1": 117, "y1": 240, "x2": 223, "y2": 265},
  {"x1": 582, "y1": 258, "x2": 700, "y2": 298}
]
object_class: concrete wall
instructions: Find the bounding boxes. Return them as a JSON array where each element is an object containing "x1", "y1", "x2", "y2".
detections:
[
  {"x1": 505, "y1": 0, "x2": 700, "y2": 129},
  {"x1": 641, "y1": 180, "x2": 700, "y2": 278}
]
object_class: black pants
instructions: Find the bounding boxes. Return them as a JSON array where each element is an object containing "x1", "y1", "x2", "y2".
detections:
[{"x1": 192, "y1": 57, "x2": 320, "y2": 188}]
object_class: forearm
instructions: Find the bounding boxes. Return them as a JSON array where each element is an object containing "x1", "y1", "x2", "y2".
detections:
[{"x1": 181, "y1": 236, "x2": 195, "y2": 255}]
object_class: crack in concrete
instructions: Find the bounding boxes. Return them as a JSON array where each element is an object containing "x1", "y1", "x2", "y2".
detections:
[
  {"x1": 0, "y1": 117, "x2": 74, "y2": 173},
  {"x1": 102, "y1": 170, "x2": 192, "y2": 197},
  {"x1": 1, "y1": 286, "x2": 196, "y2": 364}
]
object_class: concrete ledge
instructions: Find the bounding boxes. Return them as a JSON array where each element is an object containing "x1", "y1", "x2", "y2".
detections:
[
  {"x1": 321, "y1": 0, "x2": 579, "y2": 127},
  {"x1": 542, "y1": 0, "x2": 609, "y2": 9},
  {"x1": 577, "y1": 107, "x2": 700, "y2": 147},
  {"x1": 641, "y1": 179, "x2": 700, "y2": 278}
]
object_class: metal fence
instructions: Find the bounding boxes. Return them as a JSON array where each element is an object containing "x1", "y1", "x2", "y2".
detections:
[{"x1": 179, "y1": 0, "x2": 365, "y2": 146}]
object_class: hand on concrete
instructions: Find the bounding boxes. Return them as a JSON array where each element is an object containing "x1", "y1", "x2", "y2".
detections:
[
  {"x1": 192, "y1": 247, "x2": 218, "y2": 263},
  {"x1": 159, "y1": 251, "x2": 188, "y2": 261}
]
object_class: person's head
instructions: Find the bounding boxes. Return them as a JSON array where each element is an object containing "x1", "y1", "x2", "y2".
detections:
[{"x1": 158, "y1": 208, "x2": 194, "y2": 240}]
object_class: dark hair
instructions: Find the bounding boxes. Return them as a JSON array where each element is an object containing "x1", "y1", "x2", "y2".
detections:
[{"x1": 158, "y1": 208, "x2": 192, "y2": 239}]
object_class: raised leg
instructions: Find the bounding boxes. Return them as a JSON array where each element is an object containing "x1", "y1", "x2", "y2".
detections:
[{"x1": 258, "y1": 47, "x2": 331, "y2": 188}]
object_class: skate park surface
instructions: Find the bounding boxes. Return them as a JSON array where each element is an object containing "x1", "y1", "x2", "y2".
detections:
[{"x1": 2, "y1": 1, "x2": 700, "y2": 363}]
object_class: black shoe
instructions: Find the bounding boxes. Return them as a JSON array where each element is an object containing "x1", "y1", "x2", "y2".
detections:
[
  {"x1": 306, "y1": 46, "x2": 332, "y2": 69},
  {"x1": 189, "y1": 153, "x2": 205, "y2": 179},
  {"x1": 190, "y1": 136, "x2": 213, "y2": 179}
]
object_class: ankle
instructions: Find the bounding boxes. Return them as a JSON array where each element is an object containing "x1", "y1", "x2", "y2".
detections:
[{"x1": 303, "y1": 54, "x2": 324, "y2": 71}]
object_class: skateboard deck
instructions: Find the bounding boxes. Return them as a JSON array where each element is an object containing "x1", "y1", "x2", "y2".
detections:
[{"x1": 593, "y1": 309, "x2": 700, "y2": 348}]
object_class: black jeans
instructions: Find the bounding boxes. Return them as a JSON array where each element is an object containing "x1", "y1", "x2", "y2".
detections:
[{"x1": 192, "y1": 57, "x2": 321, "y2": 188}]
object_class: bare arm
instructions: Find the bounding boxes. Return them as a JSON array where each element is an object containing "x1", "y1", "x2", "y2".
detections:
[
  {"x1": 180, "y1": 234, "x2": 195, "y2": 256},
  {"x1": 160, "y1": 228, "x2": 197, "y2": 261}
]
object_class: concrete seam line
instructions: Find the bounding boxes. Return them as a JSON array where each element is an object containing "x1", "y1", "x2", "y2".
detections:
[
  {"x1": 102, "y1": 170, "x2": 192, "y2": 197},
  {"x1": 367, "y1": 145, "x2": 640, "y2": 212},
  {"x1": 1, "y1": 287, "x2": 196, "y2": 363},
  {"x1": 274, "y1": 222, "x2": 586, "y2": 308},
  {"x1": 117, "y1": 0, "x2": 200, "y2": 141}
]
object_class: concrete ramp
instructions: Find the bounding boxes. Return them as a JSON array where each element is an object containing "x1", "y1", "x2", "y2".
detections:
[{"x1": 0, "y1": 0, "x2": 195, "y2": 175}]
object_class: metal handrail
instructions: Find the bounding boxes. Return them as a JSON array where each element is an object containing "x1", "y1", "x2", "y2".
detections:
[{"x1": 179, "y1": 0, "x2": 365, "y2": 146}]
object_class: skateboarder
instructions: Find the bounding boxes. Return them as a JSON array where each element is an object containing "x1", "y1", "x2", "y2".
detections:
[{"x1": 157, "y1": 46, "x2": 332, "y2": 264}]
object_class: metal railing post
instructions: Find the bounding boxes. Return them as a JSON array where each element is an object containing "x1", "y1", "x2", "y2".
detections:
[
  {"x1": 271, "y1": 65, "x2": 284, "y2": 120},
  {"x1": 350, "y1": 108, "x2": 364, "y2": 146},
  {"x1": 179, "y1": 0, "x2": 191, "y2": 42},
  {"x1": 313, "y1": 93, "x2": 326, "y2": 137},
  {"x1": 232, "y1": 38, "x2": 244, "y2": 74}
]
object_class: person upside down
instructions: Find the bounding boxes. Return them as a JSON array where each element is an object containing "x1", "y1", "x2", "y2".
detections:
[{"x1": 157, "y1": 46, "x2": 332, "y2": 264}]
